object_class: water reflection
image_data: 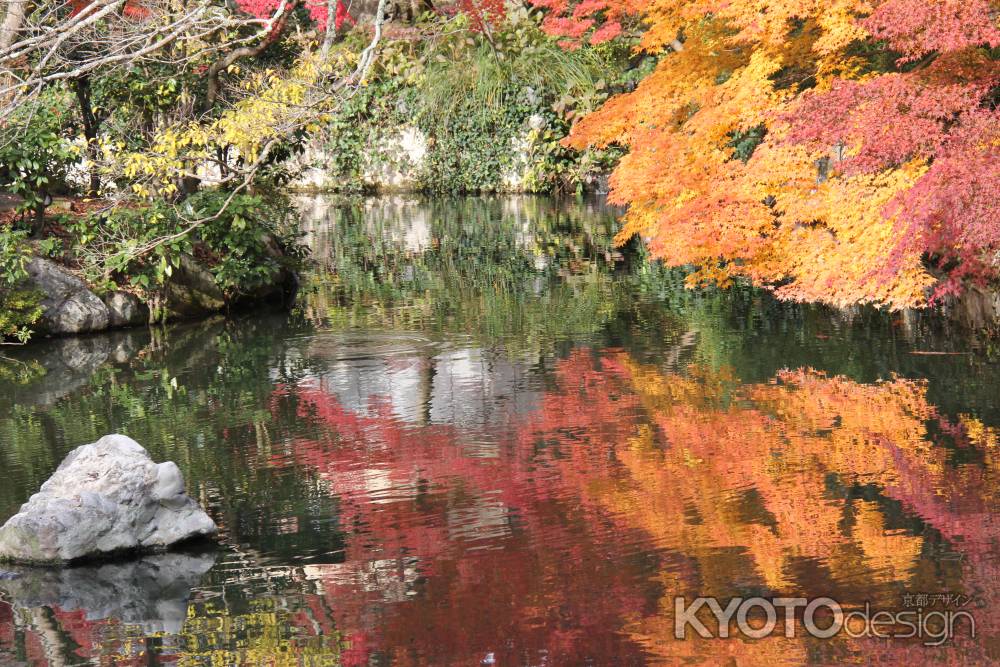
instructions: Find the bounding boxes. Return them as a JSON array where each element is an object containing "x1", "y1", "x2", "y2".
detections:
[
  {"x1": 1, "y1": 195, "x2": 999, "y2": 665},
  {"x1": 1, "y1": 552, "x2": 216, "y2": 634}
]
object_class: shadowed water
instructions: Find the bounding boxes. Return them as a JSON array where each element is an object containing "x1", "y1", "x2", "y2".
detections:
[{"x1": 1, "y1": 195, "x2": 1000, "y2": 665}]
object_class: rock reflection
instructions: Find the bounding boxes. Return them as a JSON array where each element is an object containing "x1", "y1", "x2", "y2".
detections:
[
  {"x1": 0, "y1": 552, "x2": 216, "y2": 635},
  {"x1": 0, "y1": 551, "x2": 214, "y2": 664},
  {"x1": 0, "y1": 553, "x2": 363, "y2": 665}
]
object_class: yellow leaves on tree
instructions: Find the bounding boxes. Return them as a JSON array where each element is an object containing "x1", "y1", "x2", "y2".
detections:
[
  {"x1": 562, "y1": 0, "x2": 1000, "y2": 308},
  {"x1": 116, "y1": 56, "x2": 324, "y2": 196}
]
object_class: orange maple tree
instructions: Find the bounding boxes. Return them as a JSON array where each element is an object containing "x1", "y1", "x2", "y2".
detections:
[{"x1": 532, "y1": 0, "x2": 1000, "y2": 308}]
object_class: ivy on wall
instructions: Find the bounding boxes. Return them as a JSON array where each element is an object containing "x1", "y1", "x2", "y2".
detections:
[{"x1": 309, "y1": 9, "x2": 631, "y2": 194}]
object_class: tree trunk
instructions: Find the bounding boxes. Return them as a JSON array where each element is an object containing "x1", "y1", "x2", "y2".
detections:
[
  {"x1": 0, "y1": 0, "x2": 29, "y2": 112},
  {"x1": 0, "y1": 0, "x2": 28, "y2": 52},
  {"x1": 73, "y1": 76, "x2": 102, "y2": 197},
  {"x1": 32, "y1": 197, "x2": 47, "y2": 239}
]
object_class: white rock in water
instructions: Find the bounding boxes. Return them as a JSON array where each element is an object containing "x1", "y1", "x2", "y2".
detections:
[{"x1": 0, "y1": 435, "x2": 217, "y2": 564}]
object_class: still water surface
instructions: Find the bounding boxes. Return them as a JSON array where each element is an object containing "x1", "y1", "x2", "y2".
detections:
[{"x1": 1, "y1": 195, "x2": 1000, "y2": 665}]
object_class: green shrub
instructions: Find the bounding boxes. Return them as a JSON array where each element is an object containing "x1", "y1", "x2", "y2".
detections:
[
  {"x1": 70, "y1": 190, "x2": 306, "y2": 298},
  {"x1": 312, "y1": 11, "x2": 626, "y2": 194},
  {"x1": 0, "y1": 230, "x2": 44, "y2": 343},
  {"x1": 0, "y1": 88, "x2": 78, "y2": 231},
  {"x1": 192, "y1": 190, "x2": 307, "y2": 295}
]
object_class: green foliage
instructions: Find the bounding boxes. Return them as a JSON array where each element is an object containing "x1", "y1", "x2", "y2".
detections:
[
  {"x1": 69, "y1": 191, "x2": 305, "y2": 298},
  {"x1": 36, "y1": 237, "x2": 63, "y2": 258},
  {"x1": 69, "y1": 200, "x2": 194, "y2": 292},
  {"x1": 0, "y1": 288, "x2": 42, "y2": 344},
  {"x1": 727, "y1": 124, "x2": 767, "y2": 163},
  {"x1": 192, "y1": 190, "x2": 307, "y2": 295},
  {"x1": 415, "y1": 13, "x2": 606, "y2": 123},
  {"x1": 314, "y1": 77, "x2": 410, "y2": 192},
  {"x1": 0, "y1": 230, "x2": 43, "y2": 343},
  {"x1": 312, "y1": 11, "x2": 626, "y2": 194},
  {"x1": 0, "y1": 89, "x2": 77, "y2": 219},
  {"x1": 418, "y1": 86, "x2": 531, "y2": 193},
  {"x1": 522, "y1": 103, "x2": 624, "y2": 194},
  {"x1": 410, "y1": 14, "x2": 618, "y2": 193},
  {"x1": 0, "y1": 230, "x2": 32, "y2": 282}
]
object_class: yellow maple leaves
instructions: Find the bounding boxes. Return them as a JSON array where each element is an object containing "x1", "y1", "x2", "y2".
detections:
[{"x1": 768, "y1": 161, "x2": 937, "y2": 308}]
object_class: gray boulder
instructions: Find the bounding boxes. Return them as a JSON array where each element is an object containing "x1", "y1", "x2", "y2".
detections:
[
  {"x1": 0, "y1": 435, "x2": 217, "y2": 564},
  {"x1": 103, "y1": 290, "x2": 149, "y2": 328},
  {"x1": 161, "y1": 254, "x2": 225, "y2": 321},
  {"x1": 25, "y1": 257, "x2": 110, "y2": 334}
]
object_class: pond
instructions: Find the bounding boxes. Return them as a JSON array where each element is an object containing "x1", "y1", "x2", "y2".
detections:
[{"x1": 1, "y1": 195, "x2": 999, "y2": 665}]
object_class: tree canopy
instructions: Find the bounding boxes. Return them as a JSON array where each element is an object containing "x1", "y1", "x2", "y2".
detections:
[{"x1": 534, "y1": 0, "x2": 1000, "y2": 308}]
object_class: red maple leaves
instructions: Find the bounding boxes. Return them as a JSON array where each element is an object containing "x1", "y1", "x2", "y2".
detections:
[
  {"x1": 783, "y1": 75, "x2": 991, "y2": 175},
  {"x1": 456, "y1": 0, "x2": 506, "y2": 31},
  {"x1": 863, "y1": 0, "x2": 1000, "y2": 63},
  {"x1": 69, "y1": 0, "x2": 150, "y2": 19},
  {"x1": 71, "y1": 0, "x2": 358, "y2": 31},
  {"x1": 527, "y1": 0, "x2": 636, "y2": 46},
  {"x1": 234, "y1": 0, "x2": 355, "y2": 32}
]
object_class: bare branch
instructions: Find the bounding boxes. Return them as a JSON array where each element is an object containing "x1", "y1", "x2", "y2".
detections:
[
  {"x1": 0, "y1": 0, "x2": 276, "y2": 122},
  {"x1": 205, "y1": 0, "x2": 294, "y2": 109}
]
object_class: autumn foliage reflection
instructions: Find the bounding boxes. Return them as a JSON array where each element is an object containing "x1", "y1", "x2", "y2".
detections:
[{"x1": 260, "y1": 348, "x2": 1000, "y2": 664}]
